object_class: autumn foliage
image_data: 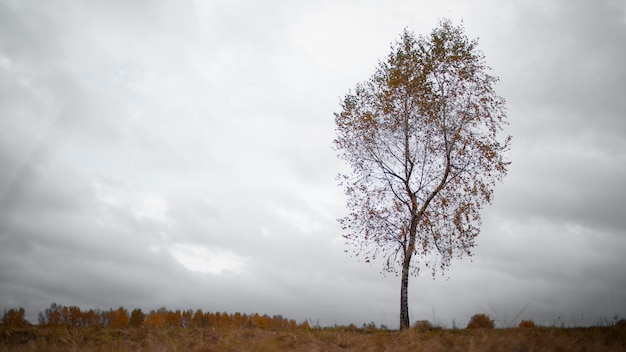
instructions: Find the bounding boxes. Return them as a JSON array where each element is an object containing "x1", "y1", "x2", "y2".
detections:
[
  {"x1": 334, "y1": 19, "x2": 510, "y2": 329},
  {"x1": 1, "y1": 308, "x2": 29, "y2": 328},
  {"x1": 518, "y1": 319, "x2": 536, "y2": 328},
  {"x1": 24, "y1": 304, "x2": 302, "y2": 330},
  {"x1": 466, "y1": 313, "x2": 495, "y2": 329},
  {"x1": 2, "y1": 307, "x2": 626, "y2": 351},
  {"x1": 412, "y1": 320, "x2": 434, "y2": 332}
]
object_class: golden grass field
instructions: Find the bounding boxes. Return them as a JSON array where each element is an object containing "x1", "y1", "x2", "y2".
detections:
[{"x1": 2, "y1": 324, "x2": 626, "y2": 352}]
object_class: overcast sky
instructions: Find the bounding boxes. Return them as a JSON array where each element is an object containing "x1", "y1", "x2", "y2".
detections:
[{"x1": 1, "y1": 0, "x2": 625, "y2": 329}]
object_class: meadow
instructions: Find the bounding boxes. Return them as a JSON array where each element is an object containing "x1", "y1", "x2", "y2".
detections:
[
  {"x1": 2, "y1": 306, "x2": 625, "y2": 351},
  {"x1": 3, "y1": 324, "x2": 626, "y2": 351},
  {"x1": 0, "y1": 309, "x2": 626, "y2": 352}
]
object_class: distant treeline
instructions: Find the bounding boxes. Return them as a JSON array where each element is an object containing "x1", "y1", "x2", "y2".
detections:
[{"x1": 1, "y1": 304, "x2": 310, "y2": 330}]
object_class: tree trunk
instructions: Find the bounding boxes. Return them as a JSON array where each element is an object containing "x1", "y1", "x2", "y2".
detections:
[{"x1": 399, "y1": 251, "x2": 411, "y2": 330}]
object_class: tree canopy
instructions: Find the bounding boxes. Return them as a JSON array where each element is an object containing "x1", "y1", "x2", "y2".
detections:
[{"x1": 334, "y1": 19, "x2": 510, "y2": 329}]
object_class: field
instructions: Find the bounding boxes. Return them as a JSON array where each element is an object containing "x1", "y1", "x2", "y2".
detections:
[{"x1": 2, "y1": 325, "x2": 626, "y2": 351}]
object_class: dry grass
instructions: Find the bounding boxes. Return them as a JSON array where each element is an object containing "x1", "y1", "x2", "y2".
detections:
[{"x1": 2, "y1": 325, "x2": 626, "y2": 352}]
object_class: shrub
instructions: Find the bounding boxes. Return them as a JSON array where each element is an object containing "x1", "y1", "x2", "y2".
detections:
[
  {"x1": 345, "y1": 323, "x2": 358, "y2": 332},
  {"x1": 413, "y1": 320, "x2": 434, "y2": 332},
  {"x1": 466, "y1": 313, "x2": 495, "y2": 329},
  {"x1": 518, "y1": 320, "x2": 536, "y2": 328}
]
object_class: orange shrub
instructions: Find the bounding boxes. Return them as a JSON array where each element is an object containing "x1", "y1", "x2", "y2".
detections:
[
  {"x1": 518, "y1": 320, "x2": 536, "y2": 328},
  {"x1": 466, "y1": 313, "x2": 495, "y2": 329}
]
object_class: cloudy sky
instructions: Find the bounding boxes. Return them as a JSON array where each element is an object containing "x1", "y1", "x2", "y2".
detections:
[{"x1": 1, "y1": 0, "x2": 625, "y2": 328}]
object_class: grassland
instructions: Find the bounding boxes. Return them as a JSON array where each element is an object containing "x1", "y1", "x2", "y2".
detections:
[{"x1": 2, "y1": 324, "x2": 626, "y2": 351}]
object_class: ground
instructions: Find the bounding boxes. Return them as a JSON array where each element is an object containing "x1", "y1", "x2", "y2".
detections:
[{"x1": 2, "y1": 325, "x2": 626, "y2": 351}]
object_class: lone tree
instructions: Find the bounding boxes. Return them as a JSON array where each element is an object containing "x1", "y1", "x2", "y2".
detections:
[{"x1": 334, "y1": 19, "x2": 510, "y2": 330}]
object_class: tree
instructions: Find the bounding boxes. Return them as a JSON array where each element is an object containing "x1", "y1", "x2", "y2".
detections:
[
  {"x1": 83, "y1": 309, "x2": 102, "y2": 327},
  {"x1": 334, "y1": 19, "x2": 510, "y2": 330},
  {"x1": 110, "y1": 307, "x2": 129, "y2": 328},
  {"x1": 191, "y1": 309, "x2": 206, "y2": 327},
  {"x1": 181, "y1": 309, "x2": 193, "y2": 328},
  {"x1": 40, "y1": 303, "x2": 62, "y2": 326},
  {"x1": 68, "y1": 306, "x2": 83, "y2": 327},
  {"x1": 129, "y1": 308, "x2": 145, "y2": 327},
  {"x1": 144, "y1": 309, "x2": 165, "y2": 328},
  {"x1": 1, "y1": 308, "x2": 29, "y2": 327}
]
